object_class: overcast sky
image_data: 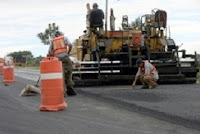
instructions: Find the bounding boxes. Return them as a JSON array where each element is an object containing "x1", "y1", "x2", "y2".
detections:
[{"x1": 0, "y1": 0, "x2": 200, "y2": 58}]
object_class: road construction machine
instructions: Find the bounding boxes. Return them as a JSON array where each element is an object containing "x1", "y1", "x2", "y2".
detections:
[{"x1": 72, "y1": 4, "x2": 199, "y2": 85}]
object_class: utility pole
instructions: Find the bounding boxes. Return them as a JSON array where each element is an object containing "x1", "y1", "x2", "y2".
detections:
[
  {"x1": 105, "y1": 0, "x2": 108, "y2": 36},
  {"x1": 105, "y1": 0, "x2": 119, "y2": 35}
]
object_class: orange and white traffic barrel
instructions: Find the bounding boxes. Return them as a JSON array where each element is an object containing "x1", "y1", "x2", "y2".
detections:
[
  {"x1": 39, "y1": 57, "x2": 67, "y2": 111},
  {"x1": 3, "y1": 56, "x2": 15, "y2": 83},
  {"x1": 0, "y1": 58, "x2": 3, "y2": 75}
]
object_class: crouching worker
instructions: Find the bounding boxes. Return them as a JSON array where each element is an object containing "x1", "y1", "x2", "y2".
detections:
[
  {"x1": 48, "y1": 30, "x2": 76, "y2": 96},
  {"x1": 132, "y1": 58, "x2": 159, "y2": 89}
]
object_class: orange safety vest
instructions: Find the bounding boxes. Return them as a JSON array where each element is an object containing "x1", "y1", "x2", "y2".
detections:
[
  {"x1": 52, "y1": 36, "x2": 67, "y2": 55},
  {"x1": 140, "y1": 66, "x2": 145, "y2": 74},
  {"x1": 140, "y1": 61, "x2": 158, "y2": 76}
]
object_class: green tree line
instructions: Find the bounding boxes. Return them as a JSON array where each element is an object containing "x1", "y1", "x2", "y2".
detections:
[{"x1": 7, "y1": 51, "x2": 44, "y2": 67}]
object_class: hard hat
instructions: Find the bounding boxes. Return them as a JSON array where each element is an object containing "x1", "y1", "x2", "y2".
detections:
[
  {"x1": 93, "y1": 3, "x2": 98, "y2": 7},
  {"x1": 54, "y1": 30, "x2": 61, "y2": 36},
  {"x1": 136, "y1": 58, "x2": 143, "y2": 65}
]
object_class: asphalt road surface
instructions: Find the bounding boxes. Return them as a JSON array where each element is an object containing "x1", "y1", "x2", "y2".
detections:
[
  {"x1": 77, "y1": 84, "x2": 200, "y2": 129},
  {"x1": 0, "y1": 69, "x2": 199, "y2": 134}
]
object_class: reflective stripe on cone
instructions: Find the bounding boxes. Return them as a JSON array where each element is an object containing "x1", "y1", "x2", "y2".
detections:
[{"x1": 41, "y1": 72, "x2": 63, "y2": 80}]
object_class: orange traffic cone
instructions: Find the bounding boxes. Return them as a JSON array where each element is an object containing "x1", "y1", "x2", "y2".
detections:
[
  {"x1": 39, "y1": 57, "x2": 67, "y2": 111},
  {"x1": 0, "y1": 58, "x2": 3, "y2": 75},
  {"x1": 3, "y1": 56, "x2": 15, "y2": 83}
]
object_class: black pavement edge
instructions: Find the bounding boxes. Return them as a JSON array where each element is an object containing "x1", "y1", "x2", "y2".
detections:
[{"x1": 76, "y1": 88, "x2": 200, "y2": 131}]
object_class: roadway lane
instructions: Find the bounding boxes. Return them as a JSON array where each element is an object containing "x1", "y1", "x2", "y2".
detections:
[
  {"x1": 77, "y1": 84, "x2": 200, "y2": 130},
  {"x1": 0, "y1": 75, "x2": 200, "y2": 133}
]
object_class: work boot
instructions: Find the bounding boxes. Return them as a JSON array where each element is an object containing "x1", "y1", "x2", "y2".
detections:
[
  {"x1": 67, "y1": 87, "x2": 77, "y2": 96},
  {"x1": 150, "y1": 83, "x2": 158, "y2": 89},
  {"x1": 141, "y1": 86, "x2": 149, "y2": 89}
]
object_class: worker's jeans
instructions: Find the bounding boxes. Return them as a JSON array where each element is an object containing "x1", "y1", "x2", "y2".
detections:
[
  {"x1": 140, "y1": 75, "x2": 158, "y2": 87},
  {"x1": 59, "y1": 56, "x2": 74, "y2": 93},
  {"x1": 88, "y1": 27, "x2": 104, "y2": 37}
]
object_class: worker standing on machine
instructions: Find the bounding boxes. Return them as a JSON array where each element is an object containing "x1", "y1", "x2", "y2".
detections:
[
  {"x1": 132, "y1": 58, "x2": 159, "y2": 89},
  {"x1": 48, "y1": 31, "x2": 76, "y2": 96},
  {"x1": 89, "y1": 3, "x2": 104, "y2": 36}
]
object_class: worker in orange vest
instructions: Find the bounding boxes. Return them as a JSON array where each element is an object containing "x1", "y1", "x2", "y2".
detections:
[
  {"x1": 132, "y1": 58, "x2": 159, "y2": 89},
  {"x1": 48, "y1": 30, "x2": 76, "y2": 96}
]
